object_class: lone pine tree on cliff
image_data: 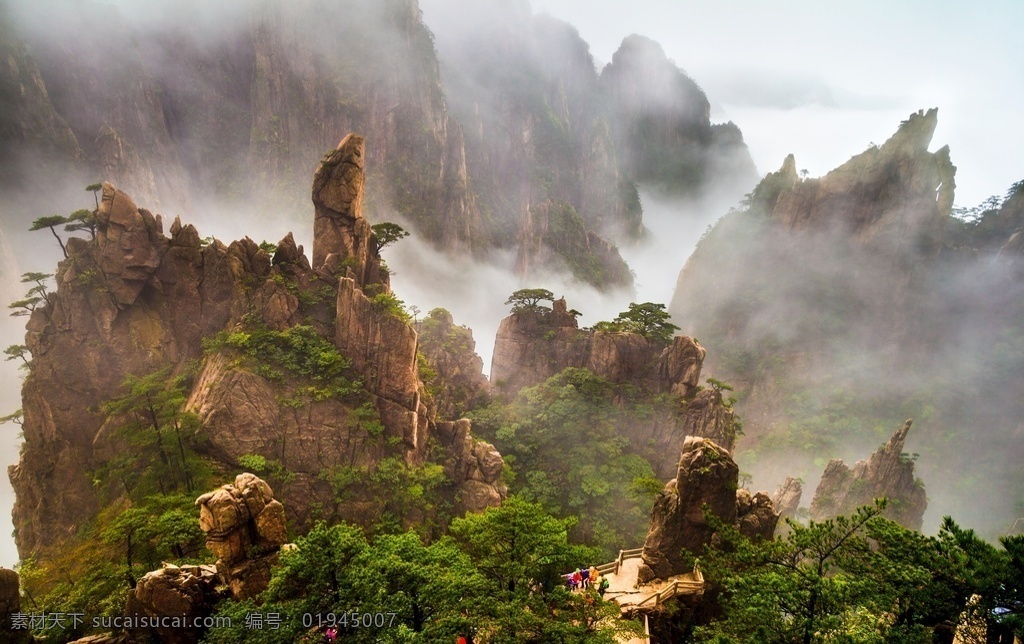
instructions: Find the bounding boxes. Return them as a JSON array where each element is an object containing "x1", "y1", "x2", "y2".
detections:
[
  {"x1": 505, "y1": 288, "x2": 555, "y2": 313},
  {"x1": 593, "y1": 301, "x2": 680, "y2": 344}
]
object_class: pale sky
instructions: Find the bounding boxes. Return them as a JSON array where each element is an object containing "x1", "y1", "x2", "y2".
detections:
[{"x1": 517, "y1": 0, "x2": 1024, "y2": 206}]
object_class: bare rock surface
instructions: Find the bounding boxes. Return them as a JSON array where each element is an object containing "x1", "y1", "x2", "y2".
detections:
[
  {"x1": 124, "y1": 563, "x2": 219, "y2": 644},
  {"x1": 11, "y1": 136, "x2": 504, "y2": 561},
  {"x1": 638, "y1": 437, "x2": 781, "y2": 583},
  {"x1": 0, "y1": 568, "x2": 32, "y2": 642},
  {"x1": 195, "y1": 473, "x2": 287, "y2": 600},
  {"x1": 810, "y1": 419, "x2": 927, "y2": 529},
  {"x1": 736, "y1": 490, "x2": 780, "y2": 541},
  {"x1": 312, "y1": 134, "x2": 368, "y2": 272},
  {"x1": 435, "y1": 419, "x2": 507, "y2": 513},
  {"x1": 638, "y1": 438, "x2": 735, "y2": 583},
  {"x1": 772, "y1": 476, "x2": 803, "y2": 520}
]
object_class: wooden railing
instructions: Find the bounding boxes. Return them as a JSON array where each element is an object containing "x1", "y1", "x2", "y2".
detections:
[
  {"x1": 590, "y1": 547, "x2": 644, "y2": 577},
  {"x1": 633, "y1": 568, "x2": 705, "y2": 607}
]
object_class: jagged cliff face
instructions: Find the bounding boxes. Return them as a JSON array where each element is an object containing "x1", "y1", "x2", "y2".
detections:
[
  {"x1": 810, "y1": 420, "x2": 927, "y2": 530},
  {"x1": 669, "y1": 110, "x2": 1024, "y2": 532},
  {"x1": 638, "y1": 436, "x2": 779, "y2": 583},
  {"x1": 601, "y1": 34, "x2": 757, "y2": 198},
  {"x1": 427, "y1": 3, "x2": 639, "y2": 286},
  {"x1": 0, "y1": 0, "x2": 480, "y2": 247},
  {"x1": 490, "y1": 297, "x2": 738, "y2": 478},
  {"x1": 0, "y1": 3, "x2": 81, "y2": 187},
  {"x1": 416, "y1": 308, "x2": 489, "y2": 420},
  {"x1": 426, "y1": 4, "x2": 757, "y2": 286},
  {"x1": 2, "y1": 0, "x2": 762, "y2": 296},
  {"x1": 10, "y1": 136, "x2": 503, "y2": 558}
]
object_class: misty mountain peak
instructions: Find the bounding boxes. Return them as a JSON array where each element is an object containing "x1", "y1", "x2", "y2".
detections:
[{"x1": 885, "y1": 107, "x2": 939, "y2": 155}]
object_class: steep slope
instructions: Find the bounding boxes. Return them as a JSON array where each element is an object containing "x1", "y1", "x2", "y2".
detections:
[
  {"x1": 489, "y1": 296, "x2": 739, "y2": 479},
  {"x1": 427, "y1": 2, "x2": 639, "y2": 287},
  {"x1": 810, "y1": 420, "x2": 927, "y2": 530},
  {"x1": 10, "y1": 135, "x2": 503, "y2": 559},
  {"x1": 0, "y1": 0, "x2": 81, "y2": 187},
  {"x1": 1, "y1": 0, "x2": 480, "y2": 248},
  {"x1": 670, "y1": 109, "x2": 1024, "y2": 533},
  {"x1": 601, "y1": 34, "x2": 758, "y2": 198}
]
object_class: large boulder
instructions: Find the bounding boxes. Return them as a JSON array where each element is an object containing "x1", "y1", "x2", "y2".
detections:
[
  {"x1": 736, "y1": 490, "x2": 780, "y2": 541},
  {"x1": 195, "y1": 474, "x2": 288, "y2": 600},
  {"x1": 638, "y1": 437, "x2": 739, "y2": 583},
  {"x1": 638, "y1": 438, "x2": 782, "y2": 583},
  {"x1": 810, "y1": 419, "x2": 927, "y2": 529},
  {"x1": 124, "y1": 564, "x2": 219, "y2": 644}
]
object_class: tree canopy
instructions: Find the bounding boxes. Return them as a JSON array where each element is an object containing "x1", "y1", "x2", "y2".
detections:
[
  {"x1": 593, "y1": 301, "x2": 680, "y2": 344},
  {"x1": 371, "y1": 222, "x2": 410, "y2": 253},
  {"x1": 30, "y1": 215, "x2": 69, "y2": 258},
  {"x1": 204, "y1": 499, "x2": 639, "y2": 643},
  {"x1": 468, "y1": 367, "x2": 667, "y2": 554},
  {"x1": 505, "y1": 288, "x2": 555, "y2": 314},
  {"x1": 696, "y1": 500, "x2": 1024, "y2": 643}
]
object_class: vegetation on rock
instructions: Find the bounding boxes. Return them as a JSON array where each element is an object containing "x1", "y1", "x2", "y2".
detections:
[
  {"x1": 696, "y1": 501, "x2": 1024, "y2": 643},
  {"x1": 504, "y1": 288, "x2": 555, "y2": 314},
  {"x1": 202, "y1": 497, "x2": 639, "y2": 643},
  {"x1": 593, "y1": 301, "x2": 681, "y2": 345},
  {"x1": 469, "y1": 367, "x2": 676, "y2": 556}
]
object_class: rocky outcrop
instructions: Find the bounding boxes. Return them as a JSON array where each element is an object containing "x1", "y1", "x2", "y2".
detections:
[
  {"x1": 124, "y1": 563, "x2": 220, "y2": 644},
  {"x1": 665, "y1": 111, "x2": 1024, "y2": 531},
  {"x1": 491, "y1": 298, "x2": 705, "y2": 396},
  {"x1": 810, "y1": 420, "x2": 927, "y2": 530},
  {"x1": 0, "y1": 568, "x2": 32, "y2": 643},
  {"x1": 601, "y1": 34, "x2": 757, "y2": 196},
  {"x1": 638, "y1": 437, "x2": 780, "y2": 583},
  {"x1": 335, "y1": 277, "x2": 426, "y2": 453},
  {"x1": 516, "y1": 200, "x2": 633, "y2": 290},
  {"x1": 677, "y1": 388, "x2": 738, "y2": 452},
  {"x1": 12, "y1": 138, "x2": 503, "y2": 560},
  {"x1": 195, "y1": 473, "x2": 287, "y2": 600},
  {"x1": 435, "y1": 419, "x2": 506, "y2": 514},
  {"x1": 757, "y1": 109, "x2": 954, "y2": 249},
  {"x1": 772, "y1": 476, "x2": 803, "y2": 520},
  {"x1": 311, "y1": 134, "x2": 385, "y2": 290},
  {"x1": 417, "y1": 308, "x2": 490, "y2": 419},
  {"x1": 735, "y1": 490, "x2": 780, "y2": 541},
  {"x1": 11, "y1": 183, "x2": 255, "y2": 556},
  {"x1": 492, "y1": 298, "x2": 740, "y2": 474},
  {"x1": 638, "y1": 437, "x2": 739, "y2": 583},
  {"x1": 490, "y1": 298, "x2": 737, "y2": 476}
]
